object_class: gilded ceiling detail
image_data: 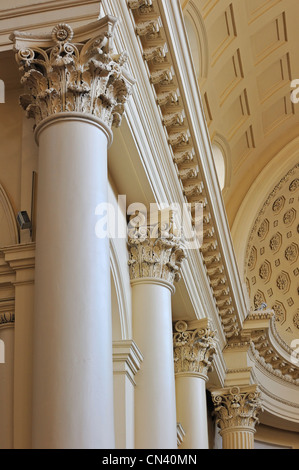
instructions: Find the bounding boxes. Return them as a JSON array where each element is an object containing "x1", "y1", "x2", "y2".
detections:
[{"x1": 245, "y1": 164, "x2": 299, "y2": 346}]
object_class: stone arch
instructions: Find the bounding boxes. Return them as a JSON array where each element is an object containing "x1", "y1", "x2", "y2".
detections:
[
  {"x1": 110, "y1": 238, "x2": 132, "y2": 341},
  {"x1": 184, "y1": 1, "x2": 209, "y2": 80},
  {"x1": 0, "y1": 184, "x2": 18, "y2": 248},
  {"x1": 212, "y1": 134, "x2": 232, "y2": 195}
]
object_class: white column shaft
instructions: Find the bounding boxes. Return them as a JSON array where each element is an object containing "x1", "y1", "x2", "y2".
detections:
[
  {"x1": 132, "y1": 280, "x2": 177, "y2": 449},
  {"x1": 175, "y1": 375, "x2": 209, "y2": 449},
  {"x1": 0, "y1": 326, "x2": 14, "y2": 449},
  {"x1": 32, "y1": 117, "x2": 114, "y2": 449}
]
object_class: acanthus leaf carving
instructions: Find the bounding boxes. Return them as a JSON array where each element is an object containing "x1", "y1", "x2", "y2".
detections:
[
  {"x1": 11, "y1": 20, "x2": 135, "y2": 129},
  {"x1": 127, "y1": 210, "x2": 185, "y2": 285},
  {"x1": 211, "y1": 385, "x2": 262, "y2": 433},
  {"x1": 173, "y1": 320, "x2": 217, "y2": 378}
]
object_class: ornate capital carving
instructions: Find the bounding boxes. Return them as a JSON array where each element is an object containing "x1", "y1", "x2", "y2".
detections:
[
  {"x1": 211, "y1": 385, "x2": 262, "y2": 433},
  {"x1": 127, "y1": 210, "x2": 185, "y2": 286},
  {"x1": 173, "y1": 319, "x2": 217, "y2": 379},
  {"x1": 10, "y1": 17, "x2": 135, "y2": 129}
]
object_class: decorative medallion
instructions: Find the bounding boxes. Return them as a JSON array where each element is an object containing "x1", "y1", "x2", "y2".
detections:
[
  {"x1": 258, "y1": 260, "x2": 272, "y2": 283},
  {"x1": 272, "y1": 196, "x2": 285, "y2": 214},
  {"x1": 285, "y1": 243, "x2": 298, "y2": 264},
  {"x1": 276, "y1": 272, "x2": 290, "y2": 293},
  {"x1": 272, "y1": 301, "x2": 286, "y2": 324},
  {"x1": 293, "y1": 311, "x2": 299, "y2": 330},
  {"x1": 283, "y1": 209, "x2": 296, "y2": 226},
  {"x1": 248, "y1": 246, "x2": 257, "y2": 271},
  {"x1": 269, "y1": 232, "x2": 282, "y2": 253},
  {"x1": 289, "y1": 178, "x2": 299, "y2": 192},
  {"x1": 257, "y1": 219, "x2": 269, "y2": 240},
  {"x1": 253, "y1": 290, "x2": 266, "y2": 310}
]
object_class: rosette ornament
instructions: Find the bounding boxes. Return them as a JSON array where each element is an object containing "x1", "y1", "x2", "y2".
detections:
[{"x1": 10, "y1": 17, "x2": 135, "y2": 129}]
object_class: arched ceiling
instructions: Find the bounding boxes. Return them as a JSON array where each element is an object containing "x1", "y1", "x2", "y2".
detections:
[{"x1": 182, "y1": 0, "x2": 299, "y2": 227}]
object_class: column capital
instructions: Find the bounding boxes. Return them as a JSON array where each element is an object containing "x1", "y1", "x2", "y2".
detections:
[
  {"x1": 127, "y1": 210, "x2": 185, "y2": 287},
  {"x1": 173, "y1": 318, "x2": 217, "y2": 379},
  {"x1": 10, "y1": 16, "x2": 135, "y2": 133},
  {"x1": 211, "y1": 384, "x2": 262, "y2": 434}
]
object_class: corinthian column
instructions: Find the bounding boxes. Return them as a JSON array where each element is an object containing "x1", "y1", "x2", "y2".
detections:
[
  {"x1": 211, "y1": 385, "x2": 262, "y2": 449},
  {"x1": 11, "y1": 17, "x2": 134, "y2": 449},
  {"x1": 128, "y1": 210, "x2": 185, "y2": 449},
  {"x1": 173, "y1": 319, "x2": 217, "y2": 449}
]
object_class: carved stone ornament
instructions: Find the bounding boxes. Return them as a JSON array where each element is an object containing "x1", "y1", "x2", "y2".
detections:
[
  {"x1": 10, "y1": 17, "x2": 135, "y2": 129},
  {"x1": 173, "y1": 320, "x2": 217, "y2": 378},
  {"x1": 211, "y1": 385, "x2": 262, "y2": 433},
  {"x1": 127, "y1": 210, "x2": 185, "y2": 285},
  {"x1": 0, "y1": 313, "x2": 15, "y2": 326}
]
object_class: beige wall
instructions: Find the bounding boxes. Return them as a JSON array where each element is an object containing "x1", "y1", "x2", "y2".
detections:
[{"x1": 255, "y1": 424, "x2": 299, "y2": 449}]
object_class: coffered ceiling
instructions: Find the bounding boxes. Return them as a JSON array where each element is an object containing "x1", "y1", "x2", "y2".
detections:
[
  {"x1": 245, "y1": 164, "x2": 298, "y2": 347},
  {"x1": 182, "y1": 0, "x2": 299, "y2": 227}
]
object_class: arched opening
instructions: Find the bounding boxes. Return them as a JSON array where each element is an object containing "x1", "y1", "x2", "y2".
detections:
[
  {"x1": 183, "y1": 2, "x2": 209, "y2": 81},
  {"x1": 212, "y1": 143, "x2": 226, "y2": 191},
  {"x1": 0, "y1": 184, "x2": 18, "y2": 248}
]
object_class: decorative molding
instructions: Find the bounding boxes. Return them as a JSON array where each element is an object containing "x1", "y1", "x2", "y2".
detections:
[
  {"x1": 127, "y1": 0, "x2": 243, "y2": 339},
  {"x1": 0, "y1": 312, "x2": 15, "y2": 328},
  {"x1": 127, "y1": 210, "x2": 185, "y2": 286},
  {"x1": 112, "y1": 340, "x2": 143, "y2": 386},
  {"x1": 211, "y1": 385, "x2": 262, "y2": 433},
  {"x1": 10, "y1": 17, "x2": 135, "y2": 131},
  {"x1": 173, "y1": 318, "x2": 217, "y2": 379},
  {"x1": 243, "y1": 310, "x2": 299, "y2": 385}
]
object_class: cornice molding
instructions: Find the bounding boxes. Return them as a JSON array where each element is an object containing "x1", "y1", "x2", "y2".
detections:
[
  {"x1": 124, "y1": 0, "x2": 247, "y2": 340},
  {"x1": 112, "y1": 340, "x2": 143, "y2": 386},
  {"x1": 0, "y1": 0, "x2": 99, "y2": 20},
  {"x1": 241, "y1": 310, "x2": 299, "y2": 386},
  {"x1": 1, "y1": 243, "x2": 36, "y2": 272}
]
